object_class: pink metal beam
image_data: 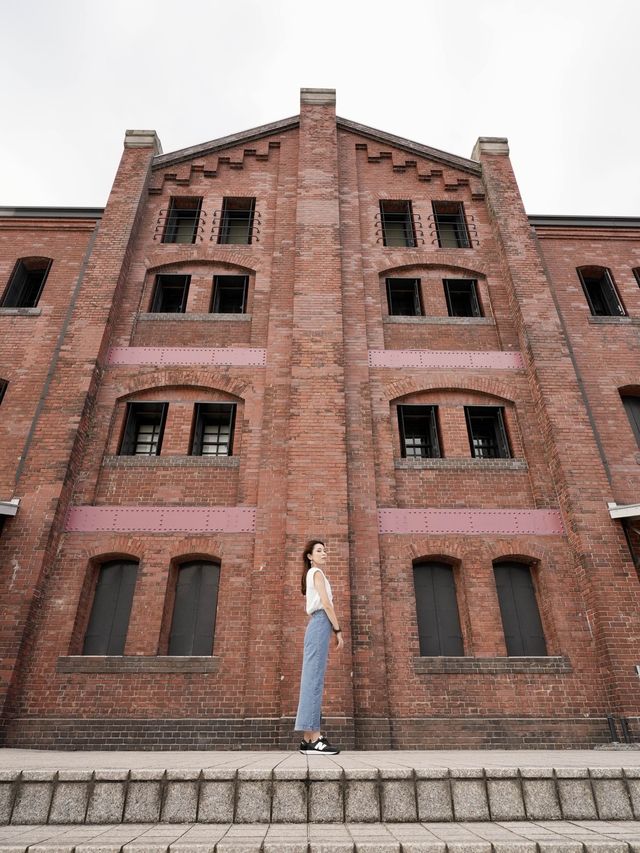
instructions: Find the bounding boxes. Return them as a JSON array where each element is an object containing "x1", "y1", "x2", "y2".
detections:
[
  {"x1": 108, "y1": 347, "x2": 266, "y2": 367},
  {"x1": 65, "y1": 506, "x2": 256, "y2": 533},
  {"x1": 378, "y1": 508, "x2": 564, "y2": 535},
  {"x1": 368, "y1": 350, "x2": 524, "y2": 369}
]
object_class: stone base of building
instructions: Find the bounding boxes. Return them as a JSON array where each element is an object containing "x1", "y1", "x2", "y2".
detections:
[{"x1": 1, "y1": 715, "x2": 634, "y2": 750}]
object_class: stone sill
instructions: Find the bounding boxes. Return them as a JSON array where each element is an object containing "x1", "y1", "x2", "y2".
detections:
[
  {"x1": 137, "y1": 313, "x2": 251, "y2": 323},
  {"x1": 395, "y1": 458, "x2": 528, "y2": 471},
  {"x1": 57, "y1": 656, "x2": 220, "y2": 673},
  {"x1": 414, "y1": 655, "x2": 571, "y2": 674},
  {"x1": 0, "y1": 307, "x2": 42, "y2": 316},
  {"x1": 384, "y1": 316, "x2": 494, "y2": 325},
  {"x1": 102, "y1": 455, "x2": 240, "y2": 468},
  {"x1": 588, "y1": 316, "x2": 640, "y2": 326}
]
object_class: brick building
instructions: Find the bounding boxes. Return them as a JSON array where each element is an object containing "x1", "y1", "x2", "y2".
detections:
[{"x1": 0, "y1": 88, "x2": 638, "y2": 750}]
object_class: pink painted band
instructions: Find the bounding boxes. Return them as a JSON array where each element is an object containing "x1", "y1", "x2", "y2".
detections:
[
  {"x1": 108, "y1": 347, "x2": 266, "y2": 367},
  {"x1": 378, "y1": 508, "x2": 564, "y2": 535},
  {"x1": 369, "y1": 350, "x2": 524, "y2": 369},
  {"x1": 65, "y1": 506, "x2": 256, "y2": 533}
]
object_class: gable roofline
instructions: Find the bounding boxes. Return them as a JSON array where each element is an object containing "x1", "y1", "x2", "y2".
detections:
[
  {"x1": 152, "y1": 116, "x2": 300, "y2": 169},
  {"x1": 152, "y1": 114, "x2": 482, "y2": 176},
  {"x1": 336, "y1": 117, "x2": 482, "y2": 176}
]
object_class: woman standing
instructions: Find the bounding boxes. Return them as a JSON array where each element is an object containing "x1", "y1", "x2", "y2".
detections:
[{"x1": 294, "y1": 540, "x2": 344, "y2": 754}]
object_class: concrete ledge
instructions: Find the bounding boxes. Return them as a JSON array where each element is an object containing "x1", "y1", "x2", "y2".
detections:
[
  {"x1": 137, "y1": 312, "x2": 252, "y2": 322},
  {"x1": 56, "y1": 656, "x2": 221, "y2": 674},
  {"x1": 414, "y1": 656, "x2": 572, "y2": 675}
]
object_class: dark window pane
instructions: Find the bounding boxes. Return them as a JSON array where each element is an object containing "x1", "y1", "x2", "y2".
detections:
[
  {"x1": 443, "y1": 279, "x2": 481, "y2": 317},
  {"x1": 577, "y1": 267, "x2": 625, "y2": 316},
  {"x1": 163, "y1": 197, "x2": 202, "y2": 244},
  {"x1": 413, "y1": 562, "x2": 464, "y2": 656},
  {"x1": 83, "y1": 560, "x2": 138, "y2": 655},
  {"x1": 211, "y1": 275, "x2": 248, "y2": 313},
  {"x1": 633, "y1": 268, "x2": 640, "y2": 288},
  {"x1": 433, "y1": 202, "x2": 470, "y2": 248},
  {"x1": 1, "y1": 258, "x2": 52, "y2": 308},
  {"x1": 494, "y1": 562, "x2": 547, "y2": 656},
  {"x1": 0, "y1": 380, "x2": 6, "y2": 406},
  {"x1": 218, "y1": 198, "x2": 255, "y2": 245},
  {"x1": 168, "y1": 561, "x2": 220, "y2": 655},
  {"x1": 380, "y1": 200, "x2": 416, "y2": 247},
  {"x1": 191, "y1": 403, "x2": 236, "y2": 456},
  {"x1": 465, "y1": 406, "x2": 510, "y2": 459},
  {"x1": 150, "y1": 275, "x2": 190, "y2": 313},
  {"x1": 386, "y1": 278, "x2": 422, "y2": 316},
  {"x1": 120, "y1": 402, "x2": 168, "y2": 456},
  {"x1": 622, "y1": 395, "x2": 640, "y2": 447},
  {"x1": 398, "y1": 405, "x2": 440, "y2": 458}
]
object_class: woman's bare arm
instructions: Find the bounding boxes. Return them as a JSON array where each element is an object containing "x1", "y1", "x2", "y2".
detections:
[{"x1": 314, "y1": 571, "x2": 344, "y2": 649}]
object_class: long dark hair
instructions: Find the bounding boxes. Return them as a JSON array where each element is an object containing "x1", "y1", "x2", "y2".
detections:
[{"x1": 301, "y1": 539, "x2": 325, "y2": 595}]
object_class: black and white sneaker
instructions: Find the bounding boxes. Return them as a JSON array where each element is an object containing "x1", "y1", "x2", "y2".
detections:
[{"x1": 299, "y1": 736, "x2": 340, "y2": 755}]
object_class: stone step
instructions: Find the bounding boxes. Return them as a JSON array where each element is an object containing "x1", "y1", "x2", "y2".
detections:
[
  {"x1": 1, "y1": 766, "x2": 639, "y2": 826},
  {"x1": 1, "y1": 819, "x2": 640, "y2": 853}
]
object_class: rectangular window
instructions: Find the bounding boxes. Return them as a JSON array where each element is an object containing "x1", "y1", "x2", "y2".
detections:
[
  {"x1": 577, "y1": 267, "x2": 625, "y2": 316},
  {"x1": 398, "y1": 405, "x2": 440, "y2": 458},
  {"x1": 622, "y1": 396, "x2": 640, "y2": 447},
  {"x1": 432, "y1": 201, "x2": 471, "y2": 248},
  {"x1": 119, "y1": 402, "x2": 168, "y2": 456},
  {"x1": 211, "y1": 275, "x2": 249, "y2": 313},
  {"x1": 413, "y1": 562, "x2": 464, "y2": 656},
  {"x1": 0, "y1": 380, "x2": 6, "y2": 406},
  {"x1": 162, "y1": 197, "x2": 202, "y2": 244},
  {"x1": 465, "y1": 406, "x2": 510, "y2": 459},
  {"x1": 443, "y1": 279, "x2": 481, "y2": 317},
  {"x1": 150, "y1": 275, "x2": 190, "y2": 313},
  {"x1": 633, "y1": 268, "x2": 640, "y2": 288},
  {"x1": 386, "y1": 278, "x2": 423, "y2": 316},
  {"x1": 379, "y1": 200, "x2": 416, "y2": 247},
  {"x1": 1, "y1": 258, "x2": 52, "y2": 308},
  {"x1": 494, "y1": 562, "x2": 547, "y2": 656},
  {"x1": 218, "y1": 197, "x2": 255, "y2": 245},
  {"x1": 191, "y1": 403, "x2": 236, "y2": 456}
]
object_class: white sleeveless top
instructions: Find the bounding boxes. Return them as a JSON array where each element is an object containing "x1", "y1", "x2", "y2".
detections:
[{"x1": 305, "y1": 567, "x2": 333, "y2": 615}]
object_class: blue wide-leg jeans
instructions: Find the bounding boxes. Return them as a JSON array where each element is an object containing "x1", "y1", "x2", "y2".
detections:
[{"x1": 294, "y1": 609, "x2": 332, "y2": 732}]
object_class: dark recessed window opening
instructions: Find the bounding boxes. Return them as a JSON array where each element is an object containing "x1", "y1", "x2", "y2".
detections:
[
  {"x1": 168, "y1": 560, "x2": 220, "y2": 655},
  {"x1": 119, "y1": 402, "x2": 168, "y2": 456},
  {"x1": 162, "y1": 197, "x2": 202, "y2": 244},
  {"x1": 432, "y1": 201, "x2": 471, "y2": 248},
  {"x1": 465, "y1": 406, "x2": 510, "y2": 458},
  {"x1": 398, "y1": 405, "x2": 440, "y2": 458},
  {"x1": 621, "y1": 395, "x2": 640, "y2": 448},
  {"x1": 577, "y1": 266, "x2": 625, "y2": 316},
  {"x1": 211, "y1": 275, "x2": 249, "y2": 313},
  {"x1": 1, "y1": 257, "x2": 52, "y2": 308},
  {"x1": 494, "y1": 562, "x2": 547, "y2": 656},
  {"x1": 413, "y1": 561, "x2": 464, "y2": 656},
  {"x1": 191, "y1": 403, "x2": 236, "y2": 456},
  {"x1": 0, "y1": 379, "x2": 7, "y2": 406},
  {"x1": 386, "y1": 278, "x2": 423, "y2": 316},
  {"x1": 150, "y1": 274, "x2": 190, "y2": 313},
  {"x1": 218, "y1": 197, "x2": 255, "y2": 245},
  {"x1": 379, "y1": 200, "x2": 416, "y2": 247},
  {"x1": 83, "y1": 560, "x2": 138, "y2": 655},
  {"x1": 443, "y1": 279, "x2": 481, "y2": 317},
  {"x1": 633, "y1": 268, "x2": 640, "y2": 288}
]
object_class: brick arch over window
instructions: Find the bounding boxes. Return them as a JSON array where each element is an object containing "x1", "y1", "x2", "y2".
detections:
[
  {"x1": 146, "y1": 246, "x2": 267, "y2": 273},
  {"x1": 378, "y1": 261, "x2": 488, "y2": 280},
  {"x1": 385, "y1": 376, "x2": 514, "y2": 406},
  {"x1": 116, "y1": 369, "x2": 249, "y2": 402},
  {"x1": 376, "y1": 252, "x2": 489, "y2": 278},
  {"x1": 146, "y1": 258, "x2": 257, "y2": 277}
]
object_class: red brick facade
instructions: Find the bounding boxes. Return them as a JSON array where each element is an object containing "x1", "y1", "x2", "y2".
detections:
[{"x1": 0, "y1": 91, "x2": 638, "y2": 749}]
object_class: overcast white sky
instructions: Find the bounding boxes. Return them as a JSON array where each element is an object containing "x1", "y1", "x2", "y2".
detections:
[{"x1": 1, "y1": 0, "x2": 638, "y2": 216}]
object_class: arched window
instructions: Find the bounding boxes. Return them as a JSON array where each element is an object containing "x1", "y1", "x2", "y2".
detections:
[
  {"x1": 168, "y1": 560, "x2": 220, "y2": 655},
  {"x1": 576, "y1": 266, "x2": 625, "y2": 317},
  {"x1": 1, "y1": 257, "x2": 52, "y2": 308},
  {"x1": 413, "y1": 561, "x2": 463, "y2": 656},
  {"x1": 83, "y1": 560, "x2": 138, "y2": 655},
  {"x1": 620, "y1": 393, "x2": 640, "y2": 448},
  {"x1": 493, "y1": 561, "x2": 547, "y2": 656}
]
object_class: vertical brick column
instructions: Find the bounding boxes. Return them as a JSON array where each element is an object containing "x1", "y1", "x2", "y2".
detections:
[
  {"x1": 473, "y1": 137, "x2": 640, "y2": 716},
  {"x1": 0, "y1": 131, "x2": 160, "y2": 729},
  {"x1": 280, "y1": 89, "x2": 354, "y2": 740}
]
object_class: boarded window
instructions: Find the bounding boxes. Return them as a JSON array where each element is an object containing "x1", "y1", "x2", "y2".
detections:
[
  {"x1": 83, "y1": 560, "x2": 138, "y2": 655},
  {"x1": 413, "y1": 561, "x2": 464, "y2": 656},
  {"x1": 168, "y1": 561, "x2": 220, "y2": 655},
  {"x1": 494, "y1": 562, "x2": 547, "y2": 656}
]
